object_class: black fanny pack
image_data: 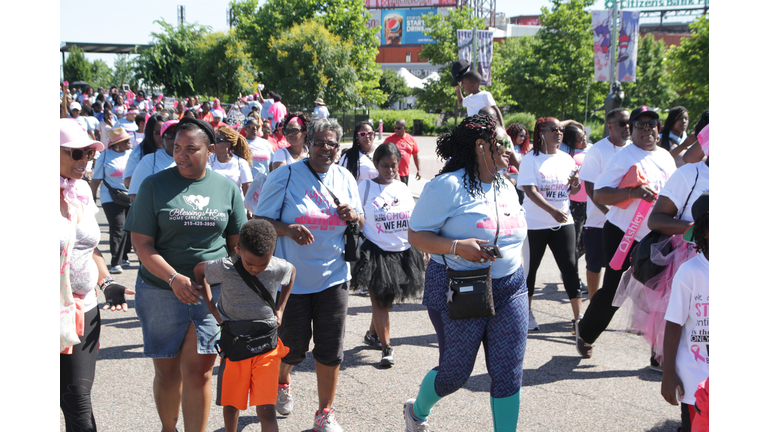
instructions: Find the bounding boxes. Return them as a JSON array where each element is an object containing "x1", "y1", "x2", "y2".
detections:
[{"x1": 215, "y1": 258, "x2": 279, "y2": 361}]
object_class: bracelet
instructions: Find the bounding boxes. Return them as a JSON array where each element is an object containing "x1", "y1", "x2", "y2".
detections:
[
  {"x1": 99, "y1": 276, "x2": 114, "y2": 290},
  {"x1": 450, "y1": 239, "x2": 459, "y2": 258},
  {"x1": 168, "y1": 271, "x2": 180, "y2": 287}
]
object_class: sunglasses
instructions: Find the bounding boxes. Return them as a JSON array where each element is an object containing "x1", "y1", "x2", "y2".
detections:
[
  {"x1": 357, "y1": 131, "x2": 374, "y2": 138},
  {"x1": 63, "y1": 148, "x2": 96, "y2": 161},
  {"x1": 215, "y1": 137, "x2": 228, "y2": 143},
  {"x1": 163, "y1": 134, "x2": 175, "y2": 141},
  {"x1": 394, "y1": 126, "x2": 405, "y2": 130},
  {"x1": 633, "y1": 119, "x2": 661, "y2": 129},
  {"x1": 518, "y1": 133, "x2": 527, "y2": 138},
  {"x1": 153, "y1": 131, "x2": 161, "y2": 136},
  {"x1": 284, "y1": 128, "x2": 303, "y2": 136},
  {"x1": 311, "y1": 141, "x2": 340, "y2": 149},
  {"x1": 544, "y1": 127, "x2": 564, "y2": 133},
  {"x1": 608, "y1": 120, "x2": 630, "y2": 128}
]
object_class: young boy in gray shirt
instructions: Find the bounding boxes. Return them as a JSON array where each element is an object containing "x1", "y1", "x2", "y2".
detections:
[{"x1": 195, "y1": 219, "x2": 295, "y2": 432}]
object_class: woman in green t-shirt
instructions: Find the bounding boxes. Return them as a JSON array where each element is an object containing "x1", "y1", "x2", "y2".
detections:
[{"x1": 125, "y1": 117, "x2": 246, "y2": 432}]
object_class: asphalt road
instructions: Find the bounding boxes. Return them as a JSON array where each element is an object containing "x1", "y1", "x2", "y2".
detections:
[{"x1": 62, "y1": 134, "x2": 682, "y2": 431}]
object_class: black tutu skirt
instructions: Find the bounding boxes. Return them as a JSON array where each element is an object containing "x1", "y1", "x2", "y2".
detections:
[{"x1": 351, "y1": 239, "x2": 425, "y2": 308}]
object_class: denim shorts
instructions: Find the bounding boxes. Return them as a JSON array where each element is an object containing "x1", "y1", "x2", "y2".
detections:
[{"x1": 134, "y1": 276, "x2": 221, "y2": 358}]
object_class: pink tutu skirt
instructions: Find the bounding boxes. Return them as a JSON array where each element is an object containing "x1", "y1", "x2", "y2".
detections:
[{"x1": 612, "y1": 234, "x2": 697, "y2": 364}]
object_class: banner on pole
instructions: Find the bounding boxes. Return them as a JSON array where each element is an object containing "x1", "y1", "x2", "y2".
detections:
[
  {"x1": 592, "y1": 10, "x2": 613, "y2": 82},
  {"x1": 617, "y1": 10, "x2": 640, "y2": 83},
  {"x1": 457, "y1": 29, "x2": 494, "y2": 86}
]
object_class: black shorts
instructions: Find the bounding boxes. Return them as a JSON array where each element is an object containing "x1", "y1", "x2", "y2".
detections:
[
  {"x1": 583, "y1": 227, "x2": 605, "y2": 273},
  {"x1": 278, "y1": 281, "x2": 349, "y2": 367}
]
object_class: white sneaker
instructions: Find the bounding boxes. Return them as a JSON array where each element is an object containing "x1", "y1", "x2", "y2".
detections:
[
  {"x1": 404, "y1": 399, "x2": 429, "y2": 432},
  {"x1": 276, "y1": 384, "x2": 293, "y2": 415},
  {"x1": 381, "y1": 346, "x2": 394, "y2": 367},
  {"x1": 121, "y1": 259, "x2": 131, "y2": 267},
  {"x1": 313, "y1": 407, "x2": 343, "y2": 432},
  {"x1": 110, "y1": 265, "x2": 123, "y2": 274},
  {"x1": 528, "y1": 310, "x2": 539, "y2": 331}
]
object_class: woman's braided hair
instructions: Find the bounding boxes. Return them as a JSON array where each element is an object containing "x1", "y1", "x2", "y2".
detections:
[
  {"x1": 217, "y1": 126, "x2": 253, "y2": 167},
  {"x1": 437, "y1": 113, "x2": 505, "y2": 198}
]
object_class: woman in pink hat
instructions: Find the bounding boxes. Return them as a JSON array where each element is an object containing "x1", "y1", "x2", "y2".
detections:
[
  {"x1": 91, "y1": 127, "x2": 134, "y2": 274},
  {"x1": 60, "y1": 119, "x2": 134, "y2": 432}
]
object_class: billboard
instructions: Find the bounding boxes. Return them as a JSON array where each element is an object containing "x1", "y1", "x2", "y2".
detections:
[
  {"x1": 457, "y1": 29, "x2": 494, "y2": 85},
  {"x1": 381, "y1": 8, "x2": 437, "y2": 45},
  {"x1": 592, "y1": 10, "x2": 640, "y2": 82},
  {"x1": 366, "y1": 0, "x2": 457, "y2": 7}
]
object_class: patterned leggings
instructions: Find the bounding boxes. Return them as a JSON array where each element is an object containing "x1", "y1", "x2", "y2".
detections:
[{"x1": 427, "y1": 270, "x2": 528, "y2": 398}]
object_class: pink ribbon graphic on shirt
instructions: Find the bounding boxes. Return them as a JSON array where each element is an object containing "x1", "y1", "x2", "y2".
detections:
[
  {"x1": 609, "y1": 199, "x2": 653, "y2": 270},
  {"x1": 376, "y1": 223, "x2": 384, "y2": 234},
  {"x1": 691, "y1": 345, "x2": 706, "y2": 363}
]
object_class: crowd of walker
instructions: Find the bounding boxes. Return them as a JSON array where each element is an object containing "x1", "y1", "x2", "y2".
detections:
[{"x1": 60, "y1": 65, "x2": 710, "y2": 432}]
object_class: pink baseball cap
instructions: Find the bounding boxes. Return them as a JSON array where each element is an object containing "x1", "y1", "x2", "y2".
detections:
[
  {"x1": 60, "y1": 118, "x2": 104, "y2": 151},
  {"x1": 697, "y1": 124, "x2": 709, "y2": 157},
  {"x1": 161, "y1": 120, "x2": 179, "y2": 137}
]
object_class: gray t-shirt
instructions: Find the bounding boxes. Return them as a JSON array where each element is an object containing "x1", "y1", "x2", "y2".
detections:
[{"x1": 205, "y1": 256, "x2": 293, "y2": 321}]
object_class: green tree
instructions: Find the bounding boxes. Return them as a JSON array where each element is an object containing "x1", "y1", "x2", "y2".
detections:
[
  {"x1": 135, "y1": 20, "x2": 210, "y2": 96},
  {"x1": 189, "y1": 31, "x2": 259, "y2": 101},
  {"x1": 90, "y1": 59, "x2": 113, "y2": 90},
  {"x1": 229, "y1": 0, "x2": 384, "y2": 106},
  {"x1": 378, "y1": 69, "x2": 411, "y2": 108},
  {"x1": 112, "y1": 54, "x2": 137, "y2": 92},
  {"x1": 666, "y1": 14, "x2": 709, "y2": 122},
  {"x1": 263, "y1": 19, "x2": 360, "y2": 110},
  {"x1": 621, "y1": 34, "x2": 675, "y2": 110},
  {"x1": 63, "y1": 45, "x2": 93, "y2": 83}
]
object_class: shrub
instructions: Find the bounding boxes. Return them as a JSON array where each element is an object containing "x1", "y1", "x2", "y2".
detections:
[
  {"x1": 503, "y1": 112, "x2": 536, "y2": 133},
  {"x1": 369, "y1": 109, "x2": 441, "y2": 134}
]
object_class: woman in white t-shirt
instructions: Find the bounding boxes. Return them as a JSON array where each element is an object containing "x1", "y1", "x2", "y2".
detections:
[
  {"x1": 350, "y1": 142, "x2": 424, "y2": 367},
  {"x1": 339, "y1": 121, "x2": 378, "y2": 184},
  {"x1": 576, "y1": 106, "x2": 678, "y2": 359},
  {"x1": 518, "y1": 117, "x2": 584, "y2": 333},
  {"x1": 612, "y1": 115, "x2": 709, "y2": 367},
  {"x1": 98, "y1": 108, "x2": 115, "y2": 149},
  {"x1": 210, "y1": 126, "x2": 253, "y2": 199},
  {"x1": 270, "y1": 112, "x2": 309, "y2": 171}
]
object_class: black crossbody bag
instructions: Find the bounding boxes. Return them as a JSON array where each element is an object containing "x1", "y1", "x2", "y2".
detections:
[
  {"x1": 214, "y1": 257, "x2": 279, "y2": 361},
  {"x1": 102, "y1": 158, "x2": 131, "y2": 208},
  {"x1": 304, "y1": 160, "x2": 361, "y2": 262},
  {"x1": 442, "y1": 183, "x2": 500, "y2": 320}
]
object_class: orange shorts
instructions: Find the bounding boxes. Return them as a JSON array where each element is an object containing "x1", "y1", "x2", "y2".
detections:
[{"x1": 215, "y1": 338, "x2": 289, "y2": 410}]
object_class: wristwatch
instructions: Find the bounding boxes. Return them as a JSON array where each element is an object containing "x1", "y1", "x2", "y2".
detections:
[{"x1": 99, "y1": 276, "x2": 115, "y2": 290}]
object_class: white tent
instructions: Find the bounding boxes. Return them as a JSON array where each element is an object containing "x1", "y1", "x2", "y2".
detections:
[
  {"x1": 422, "y1": 71, "x2": 441, "y2": 84},
  {"x1": 396, "y1": 67, "x2": 424, "y2": 90}
]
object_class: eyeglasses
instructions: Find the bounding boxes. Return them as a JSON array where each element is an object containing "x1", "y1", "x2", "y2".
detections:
[
  {"x1": 608, "y1": 120, "x2": 630, "y2": 128},
  {"x1": 633, "y1": 119, "x2": 661, "y2": 129},
  {"x1": 284, "y1": 128, "x2": 303, "y2": 136},
  {"x1": 357, "y1": 131, "x2": 374, "y2": 138},
  {"x1": 63, "y1": 148, "x2": 95, "y2": 161},
  {"x1": 311, "y1": 141, "x2": 340, "y2": 149},
  {"x1": 544, "y1": 127, "x2": 564, "y2": 133}
]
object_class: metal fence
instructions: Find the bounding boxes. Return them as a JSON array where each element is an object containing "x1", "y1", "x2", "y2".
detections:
[{"x1": 331, "y1": 108, "x2": 370, "y2": 142}]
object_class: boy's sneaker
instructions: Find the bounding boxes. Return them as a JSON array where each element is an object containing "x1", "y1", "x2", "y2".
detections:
[
  {"x1": 110, "y1": 265, "x2": 123, "y2": 274},
  {"x1": 404, "y1": 398, "x2": 430, "y2": 432},
  {"x1": 381, "y1": 346, "x2": 394, "y2": 367},
  {"x1": 363, "y1": 331, "x2": 382, "y2": 349},
  {"x1": 276, "y1": 383, "x2": 293, "y2": 415},
  {"x1": 528, "y1": 310, "x2": 539, "y2": 331},
  {"x1": 313, "y1": 407, "x2": 343, "y2": 432}
]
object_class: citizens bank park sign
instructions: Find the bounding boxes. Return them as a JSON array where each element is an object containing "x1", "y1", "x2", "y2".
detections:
[
  {"x1": 365, "y1": 0, "x2": 457, "y2": 7},
  {"x1": 604, "y1": 0, "x2": 708, "y2": 7}
]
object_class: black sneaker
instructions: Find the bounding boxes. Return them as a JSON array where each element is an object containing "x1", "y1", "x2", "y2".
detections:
[
  {"x1": 649, "y1": 355, "x2": 663, "y2": 372},
  {"x1": 381, "y1": 346, "x2": 394, "y2": 367},
  {"x1": 363, "y1": 331, "x2": 382, "y2": 349}
]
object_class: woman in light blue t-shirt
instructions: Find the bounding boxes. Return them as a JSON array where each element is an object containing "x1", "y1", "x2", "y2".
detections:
[{"x1": 404, "y1": 114, "x2": 528, "y2": 432}]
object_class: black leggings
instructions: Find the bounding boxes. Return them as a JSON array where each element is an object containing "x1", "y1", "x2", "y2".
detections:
[
  {"x1": 61, "y1": 307, "x2": 101, "y2": 432},
  {"x1": 526, "y1": 225, "x2": 580, "y2": 299},
  {"x1": 102, "y1": 202, "x2": 131, "y2": 266},
  {"x1": 578, "y1": 221, "x2": 637, "y2": 344}
]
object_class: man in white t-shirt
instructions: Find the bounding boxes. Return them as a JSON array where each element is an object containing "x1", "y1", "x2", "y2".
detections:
[
  {"x1": 455, "y1": 70, "x2": 504, "y2": 129},
  {"x1": 578, "y1": 107, "x2": 630, "y2": 299},
  {"x1": 260, "y1": 91, "x2": 275, "y2": 122}
]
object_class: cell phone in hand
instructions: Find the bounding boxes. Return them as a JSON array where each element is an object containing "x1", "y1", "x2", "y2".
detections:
[
  {"x1": 122, "y1": 84, "x2": 130, "y2": 92},
  {"x1": 481, "y1": 245, "x2": 503, "y2": 259}
]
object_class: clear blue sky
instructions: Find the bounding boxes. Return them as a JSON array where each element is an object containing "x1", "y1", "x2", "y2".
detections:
[{"x1": 60, "y1": 0, "x2": 697, "y2": 70}]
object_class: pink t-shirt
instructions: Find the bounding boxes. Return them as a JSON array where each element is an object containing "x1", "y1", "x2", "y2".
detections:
[{"x1": 268, "y1": 102, "x2": 287, "y2": 129}]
